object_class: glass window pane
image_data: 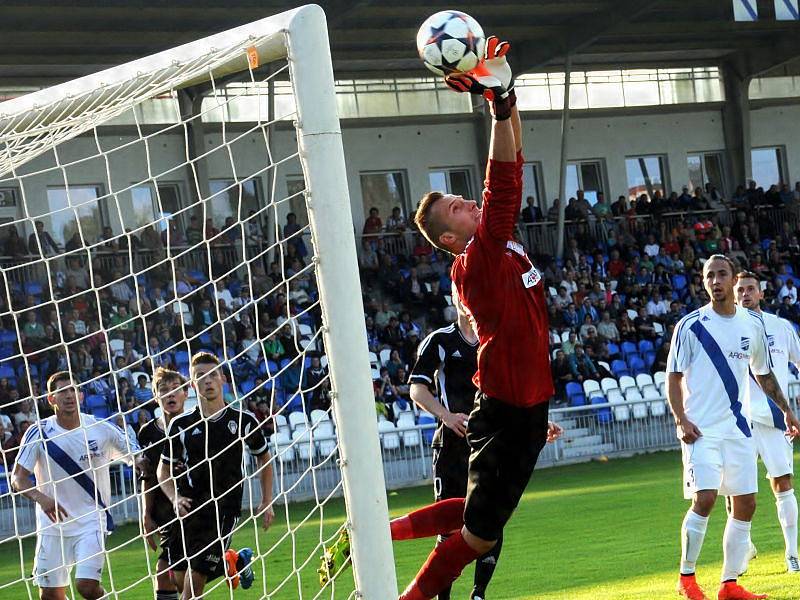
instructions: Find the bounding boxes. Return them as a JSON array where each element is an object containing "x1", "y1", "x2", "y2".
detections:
[
  {"x1": 703, "y1": 154, "x2": 725, "y2": 194},
  {"x1": 209, "y1": 179, "x2": 260, "y2": 224},
  {"x1": 449, "y1": 170, "x2": 472, "y2": 199},
  {"x1": 568, "y1": 83, "x2": 589, "y2": 109},
  {"x1": 129, "y1": 186, "x2": 157, "y2": 229},
  {"x1": 687, "y1": 155, "x2": 704, "y2": 191},
  {"x1": 428, "y1": 171, "x2": 448, "y2": 193},
  {"x1": 515, "y1": 84, "x2": 552, "y2": 111},
  {"x1": 580, "y1": 163, "x2": 603, "y2": 204},
  {"x1": 361, "y1": 172, "x2": 407, "y2": 225},
  {"x1": 625, "y1": 156, "x2": 665, "y2": 201},
  {"x1": 623, "y1": 81, "x2": 660, "y2": 106},
  {"x1": 565, "y1": 164, "x2": 580, "y2": 201},
  {"x1": 521, "y1": 164, "x2": 541, "y2": 206},
  {"x1": 694, "y1": 78, "x2": 723, "y2": 103},
  {"x1": 0, "y1": 188, "x2": 18, "y2": 207},
  {"x1": 47, "y1": 186, "x2": 101, "y2": 245},
  {"x1": 587, "y1": 82, "x2": 624, "y2": 108},
  {"x1": 751, "y1": 148, "x2": 782, "y2": 187}
]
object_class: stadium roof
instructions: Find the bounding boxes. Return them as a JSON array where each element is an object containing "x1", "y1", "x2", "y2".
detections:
[{"x1": 1, "y1": 0, "x2": 800, "y2": 86}]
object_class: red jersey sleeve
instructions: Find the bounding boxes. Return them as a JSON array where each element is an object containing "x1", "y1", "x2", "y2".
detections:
[{"x1": 477, "y1": 153, "x2": 523, "y2": 247}]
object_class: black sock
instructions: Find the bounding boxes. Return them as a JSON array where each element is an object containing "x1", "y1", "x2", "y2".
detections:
[
  {"x1": 156, "y1": 591, "x2": 178, "y2": 600},
  {"x1": 472, "y1": 533, "x2": 503, "y2": 598}
]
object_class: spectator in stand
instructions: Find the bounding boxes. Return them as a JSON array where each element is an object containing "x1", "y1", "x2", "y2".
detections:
[
  {"x1": 4, "y1": 226, "x2": 27, "y2": 257},
  {"x1": 185, "y1": 215, "x2": 203, "y2": 245},
  {"x1": 551, "y1": 350, "x2": 574, "y2": 405},
  {"x1": 374, "y1": 300, "x2": 397, "y2": 330},
  {"x1": 546, "y1": 198, "x2": 560, "y2": 221},
  {"x1": 646, "y1": 292, "x2": 669, "y2": 319},
  {"x1": 579, "y1": 318, "x2": 597, "y2": 341},
  {"x1": 362, "y1": 207, "x2": 383, "y2": 236},
  {"x1": 778, "y1": 278, "x2": 798, "y2": 304},
  {"x1": 393, "y1": 366, "x2": 411, "y2": 407},
  {"x1": 284, "y1": 212, "x2": 308, "y2": 258},
  {"x1": 597, "y1": 311, "x2": 620, "y2": 343},
  {"x1": 634, "y1": 307, "x2": 657, "y2": 341},
  {"x1": 133, "y1": 374, "x2": 154, "y2": 407},
  {"x1": 777, "y1": 295, "x2": 798, "y2": 323},
  {"x1": 553, "y1": 286, "x2": 572, "y2": 310},
  {"x1": 562, "y1": 303, "x2": 579, "y2": 329},
  {"x1": 520, "y1": 196, "x2": 542, "y2": 223},
  {"x1": 562, "y1": 332, "x2": 579, "y2": 356},
  {"x1": 64, "y1": 257, "x2": 89, "y2": 288},
  {"x1": 577, "y1": 297, "x2": 598, "y2": 324},
  {"x1": 385, "y1": 206, "x2": 408, "y2": 232},
  {"x1": 607, "y1": 249, "x2": 625, "y2": 279},
  {"x1": 12, "y1": 398, "x2": 36, "y2": 429},
  {"x1": 569, "y1": 344, "x2": 599, "y2": 383},
  {"x1": 643, "y1": 234, "x2": 660, "y2": 258},
  {"x1": 619, "y1": 312, "x2": 637, "y2": 342},
  {"x1": 592, "y1": 192, "x2": 612, "y2": 221},
  {"x1": 305, "y1": 355, "x2": 330, "y2": 412},
  {"x1": 404, "y1": 267, "x2": 426, "y2": 307},
  {"x1": 651, "y1": 328, "x2": 672, "y2": 374},
  {"x1": 610, "y1": 195, "x2": 629, "y2": 217},
  {"x1": 28, "y1": 221, "x2": 60, "y2": 256}
]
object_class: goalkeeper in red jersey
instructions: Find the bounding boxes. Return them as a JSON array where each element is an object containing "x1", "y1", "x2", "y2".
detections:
[{"x1": 321, "y1": 38, "x2": 561, "y2": 600}]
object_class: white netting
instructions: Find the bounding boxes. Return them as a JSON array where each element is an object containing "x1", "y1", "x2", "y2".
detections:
[{"x1": 0, "y1": 13, "x2": 376, "y2": 600}]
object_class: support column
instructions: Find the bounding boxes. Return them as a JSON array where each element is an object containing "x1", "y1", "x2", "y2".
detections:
[
  {"x1": 721, "y1": 62, "x2": 752, "y2": 194},
  {"x1": 556, "y1": 55, "x2": 572, "y2": 260},
  {"x1": 177, "y1": 86, "x2": 212, "y2": 208}
]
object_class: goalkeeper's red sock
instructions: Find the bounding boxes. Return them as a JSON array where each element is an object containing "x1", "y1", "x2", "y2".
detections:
[
  {"x1": 390, "y1": 497, "x2": 464, "y2": 541},
  {"x1": 398, "y1": 531, "x2": 480, "y2": 600}
]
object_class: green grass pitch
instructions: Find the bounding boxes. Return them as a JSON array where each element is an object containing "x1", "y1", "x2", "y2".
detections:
[{"x1": 2, "y1": 449, "x2": 798, "y2": 599}]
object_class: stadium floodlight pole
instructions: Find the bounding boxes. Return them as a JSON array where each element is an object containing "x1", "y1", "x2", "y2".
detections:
[
  {"x1": 555, "y1": 53, "x2": 572, "y2": 260},
  {"x1": 287, "y1": 6, "x2": 398, "y2": 599}
]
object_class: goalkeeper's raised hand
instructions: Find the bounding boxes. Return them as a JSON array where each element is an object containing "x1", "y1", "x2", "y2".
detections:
[{"x1": 480, "y1": 36, "x2": 514, "y2": 92}]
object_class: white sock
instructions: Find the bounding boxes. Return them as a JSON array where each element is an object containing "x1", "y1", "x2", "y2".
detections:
[
  {"x1": 680, "y1": 510, "x2": 709, "y2": 575},
  {"x1": 722, "y1": 517, "x2": 751, "y2": 582},
  {"x1": 775, "y1": 489, "x2": 799, "y2": 558}
]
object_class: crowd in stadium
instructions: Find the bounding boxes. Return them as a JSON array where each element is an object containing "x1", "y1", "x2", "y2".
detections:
[{"x1": 1, "y1": 176, "x2": 800, "y2": 466}]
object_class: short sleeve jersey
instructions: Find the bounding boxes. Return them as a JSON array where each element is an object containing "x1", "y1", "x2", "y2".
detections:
[
  {"x1": 450, "y1": 153, "x2": 554, "y2": 407},
  {"x1": 409, "y1": 323, "x2": 478, "y2": 448},
  {"x1": 161, "y1": 405, "x2": 268, "y2": 516},
  {"x1": 745, "y1": 311, "x2": 800, "y2": 429},
  {"x1": 136, "y1": 419, "x2": 174, "y2": 526},
  {"x1": 15, "y1": 414, "x2": 137, "y2": 537},
  {"x1": 667, "y1": 304, "x2": 772, "y2": 439}
]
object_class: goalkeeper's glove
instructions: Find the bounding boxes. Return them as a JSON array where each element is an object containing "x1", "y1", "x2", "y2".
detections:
[
  {"x1": 479, "y1": 36, "x2": 514, "y2": 92},
  {"x1": 445, "y1": 73, "x2": 514, "y2": 121}
]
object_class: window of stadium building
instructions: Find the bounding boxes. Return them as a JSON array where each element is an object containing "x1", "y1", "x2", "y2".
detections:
[
  {"x1": 566, "y1": 161, "x2": 606, "y2": 205},
  {"x1": 0, "y1": 188, "x2": 18, "y2": 208},
  {"x1": 687, "y1": 152, "x2": 726, "y2": 197},
  {"x1": 128, "y1": 183, "x2": 183, "y2": 231},
  {"x1": 625, "y1": 156, "x2": 668, "y2": 202},
  {"x1": 360, "y1": 171, "x2": 408, "y2": 227},
  {"x1": 286, "y1": 176, "x2": 309, "y2": 227},
  {"x1": 46, "y1": 185, "x2": 106, "y2": 246},
  {"x1": 208, "y1": 179, "x2": 261, "y2": 224},
  {"x1": 521, "y1": 163, "x2": 545, "y2": 212},
  {"x1": 428, "y1": 168, "x2": 474, "y2": 201},
  {"x1": 751, "y1": 147, "x2": 787, "y2": 187}
]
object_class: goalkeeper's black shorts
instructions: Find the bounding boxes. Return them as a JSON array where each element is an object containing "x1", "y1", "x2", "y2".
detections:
[
  {"x1": 463, "y1": 393, "x2": 549, "y2": 541},
  {"x1": 432, "y1": 439, "x2": 470, "y2": 502}
]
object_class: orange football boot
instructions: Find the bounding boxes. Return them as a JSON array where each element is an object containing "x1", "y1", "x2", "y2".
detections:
[
  {"x1": 678, "y1": 574, "x2": 709, "y2": 600},
  {"x1": 717, "y1": 581, "x2": 767, "y2": 600}
]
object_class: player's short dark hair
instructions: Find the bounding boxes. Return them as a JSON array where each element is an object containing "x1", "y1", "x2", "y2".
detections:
[
  {"x1": 152, "y1": 367, "x2": 187, "y2": 394},
  {"x1": 735, "y1": 270, "x2": 760, "y2": 284},
  {"x1": 190, "y1": 351, "x2": 220, "y2": 368},
  {"x1": 415, "y1": 191, "x2": 449, "y2": 252},
  {"x1": 703, "y1": 254, "x2": 736, "y2": 276},
  {"x1": 47, "y1": 371, "x2": 75, "y2": 393}
]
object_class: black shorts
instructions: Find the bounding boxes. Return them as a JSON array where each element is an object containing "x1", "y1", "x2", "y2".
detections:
[
  {"x1": 464, "y1": 394, "x2": 549, "y2": 541},
  {"x1": 432, "y1": 440, "x2": 470, "y2": 501},
  {"x1": 156, "y1": 522, "x2": 186, "y2": 568},
  {"x1": 171, "y1": 505, "x2": 239, "y2": 580}
]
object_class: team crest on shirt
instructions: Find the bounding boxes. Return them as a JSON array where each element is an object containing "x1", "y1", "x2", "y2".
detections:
[
  {"x1": 767, "y1": 334, "x2": 775, "y2": 347},
  {"x1": 740, "y1": 337, "x2": 750, "y2": 351},
  {"x1": 87, "y1": 439, "x2": 98, "y2": 452},
  {"x1": 522, "y1": 266, "x2": 541, "y2": 289},
  {"x1": 228, "y1": 420, "x2": 238, "y2": 434}
]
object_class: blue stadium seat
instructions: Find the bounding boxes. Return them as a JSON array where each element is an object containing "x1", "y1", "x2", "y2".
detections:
[
  {"x1": 91, "y1": 405, "x2": 111, "y2": 420},
  {"x1": 240, "y1": 379, "x2": 256, "y2": 395},
  {"x1": 0, "y1": 473, "x2": 8, "y2": 495},
  {"x1": 638, "y1": 340, "x2": 654, "y2": 354},
  {"x1": 761, "y1": 239, "x2": 772, "y2": 251},
  {"x1": 85, "y1": 394, "x2": 107, "y2": 410},
  {"x1": 672, "y1": 274, "x2": 687, "y2": 291},
  {"x1": 174, "y1": 350, "x2": 190, "y2": 365},
  {"x1": 0, "y1": 365, "x2": 15, "y2": 380},
  {"x1": 0, "y1": 330, "x2": 16, "y2": 345},
  {"x1": 644, "y1": 350, "x2": 657, "y2": 369},
  {"x1": 198, "y1": 332, "x2": 212, "y2": 346},
  {"x1": 285, "y1": 394, "x2": 303, "y2": 413},
  {"x1": 566, "y1": 382, "x2": 585, "y2": 406},
  {"x1": 628, "y1": 355, "x2": 647, "y2": 376},
  {"x1": 418, "y1": 413, "x2": 436, "y2": 444},
  {"x1": 621, "y1": 341, "x2": 637, "y2": 359},
  {"x1": 0, "y1": 347, "x2": 14, "y2": 360},
  {"x1": 279, "y1": 358, "x2": 291, "y2": 369},
  {"x1": 24, "y1": 282, "x2": 43, "y2": 297},
  {"x1": 607, "y1": 343, "x2": 620, "y2": 357},
  {"x1": 591, "y1": 395, "x2": 613, "y2": 424},
  {"x1": 611, "y1": 360, "x2": 630, "y2": 377}
]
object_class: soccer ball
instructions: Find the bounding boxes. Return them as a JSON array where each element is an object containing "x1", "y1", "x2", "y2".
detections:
[{"x1": 416, "y1": 10, "x2": 486, "y2": 77}]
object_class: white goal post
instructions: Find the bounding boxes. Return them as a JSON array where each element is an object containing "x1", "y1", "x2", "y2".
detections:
[{"x1": 0, "y1": 4, "x2": 397, "y2": 599}]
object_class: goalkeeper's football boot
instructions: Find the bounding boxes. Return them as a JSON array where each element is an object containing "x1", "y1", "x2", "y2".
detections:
[
  {"x1": 225, "y1": 549, "x2": 241, "y2": 589},
  {"x1": 677, "y1": 574, "x2": 709, "y2": 600},
  {"x1": 237, "y1": 547, "x2": 256, "y2": 590},
  {"x1": 318, "y1": 526, "x2": 351, "y2": 587},
  {"x1": 717, "y1": 581, "x2": 767, "y2": 600}
]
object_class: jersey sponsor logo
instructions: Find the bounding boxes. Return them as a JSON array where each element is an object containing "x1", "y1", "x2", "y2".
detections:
[
  {"x1": 521, "y1": 266, "x2": 541, "y2": 289},
  {"x1": 228, "y1": 420, "x2": 238, "y2": 434},
  {"x1": 741, "y1": 337, "x2": 750, "y2": 351},
  {"x1": 728, "y1": 351, "x2": 749, "y2": 360}
]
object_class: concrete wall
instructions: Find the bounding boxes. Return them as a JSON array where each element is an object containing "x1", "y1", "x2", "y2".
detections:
[{"x1": 4, "y1": 101, "x2": 800, "y2": 243}]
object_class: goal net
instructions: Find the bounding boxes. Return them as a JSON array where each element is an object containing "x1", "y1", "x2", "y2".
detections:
[{"x1": 0, "y1": 5, "x2": 396, "y2": 599}]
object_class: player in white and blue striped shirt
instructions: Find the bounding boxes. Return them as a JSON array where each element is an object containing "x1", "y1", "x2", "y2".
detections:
[
  {"x1": 667, "y1": 255, "x2": 800, "y2": 600},
  {"x1": 735, "y1": 270, "x2": 800, "y2": 574}
]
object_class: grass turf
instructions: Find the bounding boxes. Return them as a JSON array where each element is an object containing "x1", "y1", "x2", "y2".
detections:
[{"x1": 1, "y1": 449, "x2": 798, "y2": 599}]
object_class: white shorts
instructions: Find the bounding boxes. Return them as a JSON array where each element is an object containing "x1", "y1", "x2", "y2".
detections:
[
  {"x1": 681, "y1": 436, "x2": 758, "y2": 500},
  {"x1": 753, "y1": 421, "x2": 794, "y2": 480},
  {"x1": 33, "y1": 531, "x2": 105, "y2": 588}
]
